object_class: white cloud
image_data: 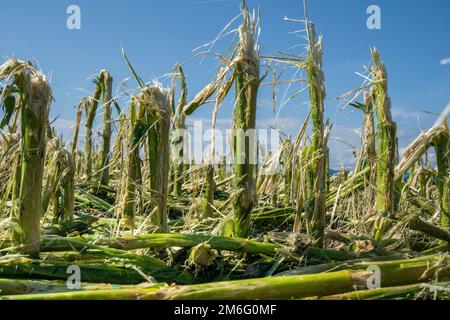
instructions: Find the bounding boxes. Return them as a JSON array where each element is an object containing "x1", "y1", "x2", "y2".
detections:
[
  {"x1": 434, "y1": 101, "x2": 450, "y2": 126},
  {"x1": 50, "y1": 118, "x2": 85, "y2": 144},
  {"x1": 258, "y1": 98, "x2": 275, "y2": 110},
  {"x1": 327, "y1": 124, "x2": 361, "y2": 170},
  {"x1": 256, "y1": 117, "x2": 300, "y2": 132},
  {"x1": 440, "y1": 57, "x2": 450, "y2": 65},
  {"x1": 391, "y1": 106, "x2": 421, "y2": 120},
  {"x1": 51, "y1": 118, "x2": 75, "y2": 138}
]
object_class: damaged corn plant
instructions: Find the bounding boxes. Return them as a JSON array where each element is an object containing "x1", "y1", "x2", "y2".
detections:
[{"x1": 1, "y1": 2, "x2": 450, "y2": 301}]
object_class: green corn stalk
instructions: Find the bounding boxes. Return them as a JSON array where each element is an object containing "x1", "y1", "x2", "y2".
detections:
[
  {"x1": 286, "y1": 110, "x2": 311, "y2": 233},
  {"x1": 266, "y1": 12, "x2": 328, "y2": 242},
  {"x1": 204, "y1": 165, "x2": 215, "y2": 218},
  {"x1": 111, "y1": 112, "x2": 127, "y2": 184},
  {"x1": 172, "y1": 65, "x2": 188, "y2": 196},
  {"x1": 353, "y1": 92, "x2": 376, "y2": 174},
  {"x1": 60, "y1": 152, "x2": 75, "y2": 224},
  {"x1": 293, "y1": 149, "x2": 307, "y2": 233},
  {"x1": 0, "y1": 278, "x2": 163, "y2": 296},
  {"x1": 171, "y1": 65, "x2": 230, "y2": 197},
  {"x1": 141, "y1": 84, "x2": 172, "y2": 232},
  {"x1": 10, "y1": 138, "x2": 22, "y2": 208},
  {"x1": 314, "y1": 284, "x2": 425, "y2": 300},
  {"x1": 42, "y1": 149, "x2": 75, "y2": 224},
  {"x1": 96, "y1": 70, "x2": 113, "y2": 188},
  {"x1": 417, "y1": 165, "x2": 428, "y2": 198},
  {"x1": 204, "y1": 73, "x2": 234, "y2": 218},
  {"x1": 9, "y1": 254, "x2": 450, "y2": 300},
  {"x1": 232, "y1": 7, "x2": 260, "y2": 238},
  {"x1": 282, "y1": 140, "x2": 294, "y2": 206},
  {"x1": 112, "y1": 113, "x2": 127, "y2": 162},
  {"x1": 432, "y1": 120, "x2": 450, "y2": 228},
  {"x1": 0, "y1": 59, "x2": 52, "y2": 258},
  {"x1": 371, "y1": 49, "x2": 397, "y2": 242},
  {"x1": 120, "y1": 97, "x2": 145, "y2": 230},
  {"x1": 84, "y1": 72, "x2": 104, "y2": 181},
  {"x1": 394, "y1": 124, "x2": 446, "y2": 185},
  {"x1": 0, "y1": 256, "x2": 192, "y2": 286},
  {"x1": 70, "y1": 99, "x2": 85, "y2": 159},
  {"x1": 443, "y1": 177, "x2": 450, "y2": 229},
  {"x1": 35, "y1": 233, "x2": 357, "y2": 262},
  {"x1": 303, "y1": 22, "x2": 327, "y2": 247}
]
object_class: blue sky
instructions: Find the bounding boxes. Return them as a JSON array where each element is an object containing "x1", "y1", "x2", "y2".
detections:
[{"x1": 1, "y1": 0, "x2": 449, "y2": 168}]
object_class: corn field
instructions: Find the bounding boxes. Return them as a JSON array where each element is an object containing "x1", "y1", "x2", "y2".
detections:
[{"x1": 1, "y1": 2, "x2": 450, "y2": 301}]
